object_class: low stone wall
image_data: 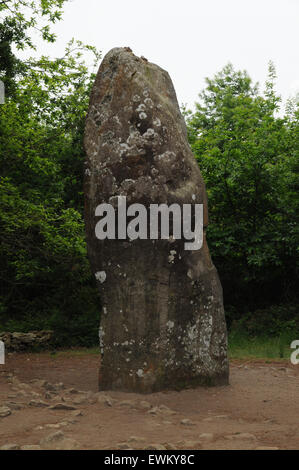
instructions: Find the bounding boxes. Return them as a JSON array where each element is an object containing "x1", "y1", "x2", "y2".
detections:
[{"x1": 0, "y1": 331, "x2": 53, "y2": 351}]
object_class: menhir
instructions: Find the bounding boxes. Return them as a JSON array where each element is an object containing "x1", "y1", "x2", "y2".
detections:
[{"x1": 84, "y1": 47, "x2": 229, "y2": 392}]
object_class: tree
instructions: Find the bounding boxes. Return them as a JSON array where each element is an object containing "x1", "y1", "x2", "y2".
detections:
[
  {"x1": 186, "y1": 63, "x2": 298, "y2": 315},
  {"x1": 0, "y1": 1, "x2": 102, "y2": 345},
  {"x1": 0, "y1": 0, "x2": 70, "y2": 96}
]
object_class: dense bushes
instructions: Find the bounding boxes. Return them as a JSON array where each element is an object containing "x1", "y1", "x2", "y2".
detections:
[
  {"x1": 0, "y1": 1, "x2": 101, "y2": 347},
  {"x1": 185, "y1": 63, "x2": 299, "y2": 332}
]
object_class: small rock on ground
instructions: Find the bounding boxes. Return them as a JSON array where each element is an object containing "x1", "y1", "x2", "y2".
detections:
[
  {"x1": 40, "y1": 431, "x2": 65, "y2": 445},
  {"x1": 0, "y1": 406, "x2": 11, "y2": 418},
  {"x1": 49, "y1": 403, "x2": 77, "y2": 411},
  {"x1": 163, "y1": 443, "x2": 177, "y2": 450},
  {"x1": 145, "y1": 444, "x2": 167, "y2": 450},
  {"x1": 127, "y1": 436, "x2": 146, "y2": 444},
  {"x1": 0, "y1": 443, "x2": 19, "y2": 450},
  {"x1": 118, "y1": 400, "x2": 136, "y2": 408},
  {"x1": 180, "y1": 418, "x2": 195, "y2": 426},
  {"x1": 29, "y1": 400, "x2": 48, "y2": 408}
]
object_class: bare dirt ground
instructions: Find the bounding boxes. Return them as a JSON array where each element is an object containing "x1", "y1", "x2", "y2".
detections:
[{"x1": 0, "y1": 352, "x2": 298, "y2": 450}]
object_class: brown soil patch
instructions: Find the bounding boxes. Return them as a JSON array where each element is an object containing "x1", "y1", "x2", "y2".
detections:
[{"x1": 0, "y1": 352, "x2": 298, "y2": 450}]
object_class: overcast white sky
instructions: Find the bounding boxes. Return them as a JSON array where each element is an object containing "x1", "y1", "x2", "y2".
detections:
[{"x1": 28, "y1": 0, "x2": 299, "y2": 110}]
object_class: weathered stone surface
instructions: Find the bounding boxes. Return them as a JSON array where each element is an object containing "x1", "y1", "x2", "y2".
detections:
[
  {"x1": 84, "y1": 47, "x2": 229, "y2": 392},
  {"x1": 145, "y1": 444, "x2": 167, "y2": 450},
  {"x1": 29, "y1": 400, "x2": 49, "y2": 408},
  {"x1": 39, "y1": 431, "x2": 79, "y2": 450},
  {"x1": 127, "y1": 436, "x2": 146, "y2": 444},
  {"x1": 95, "y1": 392, "x2": 113, "y2": 406},
  {"x1": 180, "y1": 418, "x2": 196, "y2": 426},
  {"x1": 40, "y1": 431, "x2": 64, "y2": 445},
  {"x1": 30, "y1": 379, "x2": 47, "y2": 387},
  {"x1": 0, "y1": 406, "x2": 11, "y2": 417},
  {"x1": 4, "y1": 402, "x2": 24, "y2": 410}
]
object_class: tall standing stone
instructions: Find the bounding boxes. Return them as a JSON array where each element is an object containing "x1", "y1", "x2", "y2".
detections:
[{"x1": 84, "y1": 48, "x2": 229, "y2": 392}]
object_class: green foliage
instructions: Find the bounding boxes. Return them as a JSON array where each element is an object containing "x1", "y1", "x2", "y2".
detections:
[
  {"x1": 0, "y1": 1, "x2": 101, "y2": 346},
  {"x1": 0, "y1": 1, "x2": 69, "y2": 49},
  {"x1": 228, "y1": 304, "x2": 299, "y2": 337},
  {"x1": 186, "y1": 63, "x2": 299, "y2": 312},
  {"x1": 0, "y1": 0, "x2": 70, "y2": 97}
]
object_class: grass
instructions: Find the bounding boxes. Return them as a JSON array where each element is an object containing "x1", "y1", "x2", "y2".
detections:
[
  {"x1": 48, "y1": 334, "x2": 295, "y2": 362},
  {"x1": 228, "y1": 330, "x2": 296, "y2": 360},
  {"x1": 5, "y1": 332, "x2": 297, "y2": 362}
]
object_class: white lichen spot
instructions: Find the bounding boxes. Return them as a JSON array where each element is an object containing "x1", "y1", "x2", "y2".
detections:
[
  {"x1": 123, "y1": 178, "x2": 135, "y2": 185},
  {"x1": 136, "y1": 369, "x2": 144, "y2": 378},
  {"x1": 136, "y1": 103, "x2": 146, "y2": 112},
  {"x1": 168, "y1": 250, "x2": 176, "y2": 263},
  {"x1": 143, "y1": 128, "x2": 155, "y2": 138},
  {"x1": 139, "y1": 112, "x2": 147, "y2": 120},
  {"x1": 144, "y1": 97, "x2": 154, "y2": 108},
  {"x1": 103, "y1": 306, "x2": 107, "y2": 315},
  {"x1": 157, "y1": 150, "x2": 176, "y2": 161},
  {"x1": 95, "y1": 271, "x2": 106, "y2": 283},
  {"x1": 187, "y1": 269, "x2": 193, "y2": 279},
  {"x1": 85, "y1": 168, "x2": 91, "y2": 176},
  {"x1": 99, "y1": 327, "x2": 105, "y2": 354},
  {"x1": 153, "y1": 117, "x2": 161, "y2": 127},
  {"x1": 119, "y1": 142, "x2": 130, "y2": 155},
  {"x1": 133, "y1": 95, "x2": 141, "y2": 102},
  {"x1": 113, "y1": 115, "x2": 121, "y2": 125},
  {"x1": 166, "y1": 320, "x2": 175, "y2": 330},
  {"x1": 192, "y1": 194, "x2": 196, "y2": 201},
  {"x1": 188, "y1": 324, "x2": 197, "y2": 341}
]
